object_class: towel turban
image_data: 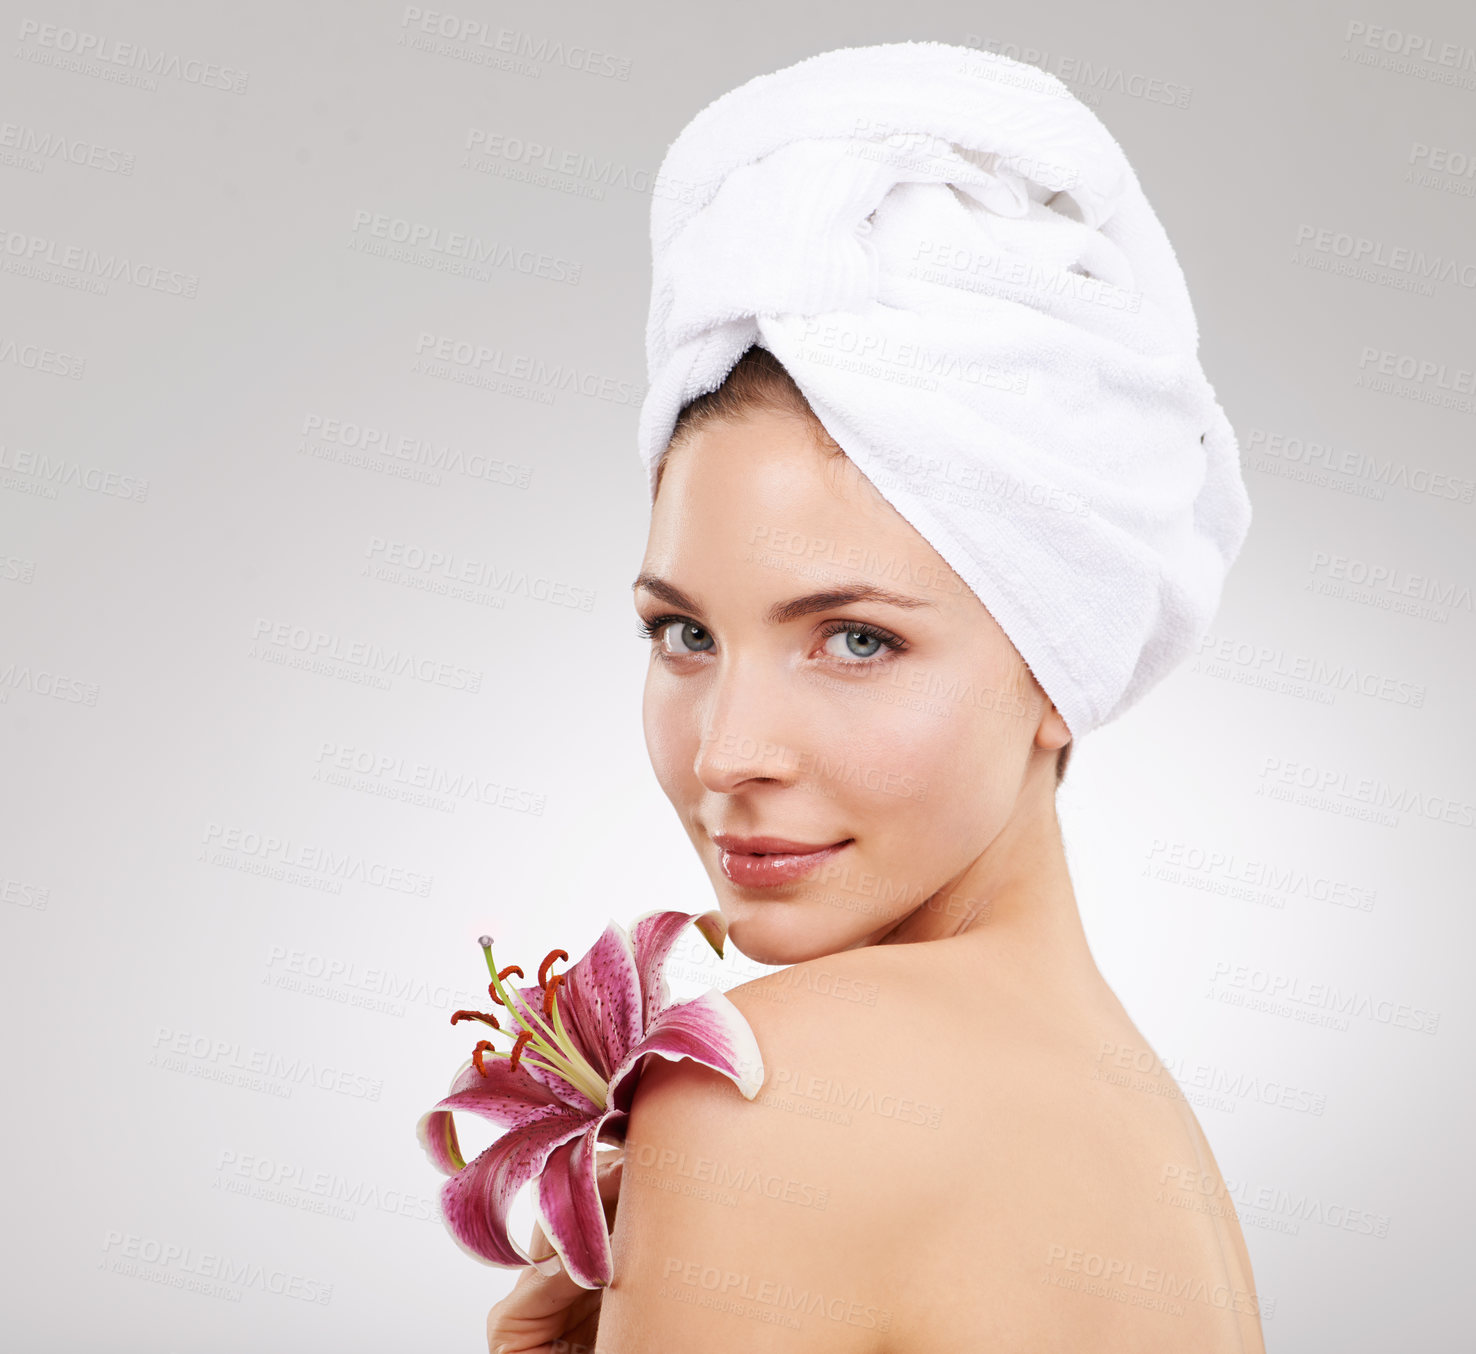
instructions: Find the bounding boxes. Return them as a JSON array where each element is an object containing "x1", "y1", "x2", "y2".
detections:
[{"x1": 636, "y1": 40, "x2": 1252, "y2": 740}]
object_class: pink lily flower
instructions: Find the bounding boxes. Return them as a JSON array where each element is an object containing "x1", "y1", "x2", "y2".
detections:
[{"x1": 417, "y1": 909, "x2": 765, "y2": 1289}]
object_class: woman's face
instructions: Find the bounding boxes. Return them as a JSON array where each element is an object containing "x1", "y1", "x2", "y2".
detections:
[{"x1": 635, "y1": 405, "x2": 1069, "y2": 966}]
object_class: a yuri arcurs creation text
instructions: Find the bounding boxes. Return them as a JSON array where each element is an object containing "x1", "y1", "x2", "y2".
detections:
[{"x1": 417, "y1": 910, "x2": 765, "y2": 1288}]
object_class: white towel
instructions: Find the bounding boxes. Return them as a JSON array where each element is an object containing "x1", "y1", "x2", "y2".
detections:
[{"x1": 636, "y1": 40, "x2": 1252, "y2": 740}]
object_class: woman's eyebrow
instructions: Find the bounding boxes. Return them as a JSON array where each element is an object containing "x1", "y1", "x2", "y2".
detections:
[{"x1": 631, "y1": 573, "x2": 935, "y2": 623}]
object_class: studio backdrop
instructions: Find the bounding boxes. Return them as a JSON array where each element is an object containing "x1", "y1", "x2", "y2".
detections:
[{"x1": 1, "y1": 2, "x2": 1471, "y2": 1350}]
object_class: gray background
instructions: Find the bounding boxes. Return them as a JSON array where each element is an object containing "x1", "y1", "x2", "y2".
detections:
[{"x1": 1, "y1": 1, "x2": 1472, "y2": 1349}]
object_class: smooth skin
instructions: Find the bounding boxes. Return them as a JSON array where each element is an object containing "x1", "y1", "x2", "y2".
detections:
[{"x1": 488, "y1": 405, "x2": 1267, "y2": 1353}]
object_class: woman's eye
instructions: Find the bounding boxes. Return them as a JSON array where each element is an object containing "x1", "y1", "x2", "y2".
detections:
[
  {"x1": 640, "y1": 613, "x2": 903, "y2": 665},
  {"x1": 661, "y1": 620, "x2": 714, "y2": 654},
  {"x1": 823, "y1": 627, "x2": 885, "y2": 660}
]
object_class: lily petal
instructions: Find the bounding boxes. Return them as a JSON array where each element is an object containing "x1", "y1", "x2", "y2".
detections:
[
  {"x1": 442, "y1": 1053, "x2": 573, "y2": 1125},
  {"x1": 542, "y1": 921, "x2": 644, "y2": 1083},
  {"x1": 416, "y1": 1058, "x2": 581, "y2": 1177},
  {"x1": 629, "y1": 909, "x2": 727, "y2": 1026},
  {"x1": 436, "y1": 1105, "x2": 593, "y2": 1267},
  {"x1": 416, "y1": 1106, "x2": 467, "y2": 1176},
  {"x1": 692, "y1": 909, "x2": 729, "y2": 958},
  {"x1": 533, "y1": 1118, "x2": 616, "y2": 1289},
  {"x1": 607, "y1": 986, "x2": 766, "y2": 1116}
]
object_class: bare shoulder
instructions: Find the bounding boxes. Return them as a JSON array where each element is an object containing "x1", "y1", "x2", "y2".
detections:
[
  {"x1": 600, "y1": 942, "x2": 1266, "y2": 1352},
  {"x1": 737, "y1": 942, "x2": 1270, "y2": 1354},
  {"x1": 724, "y1": 942, "x2": 936, "y2": 1116},
  {"x1": 721, "y1": 943, "x2": 1266, "y2": 1353},
  {"x1": 595, "y1": 947, "x2": 917, "y2": 1352}
]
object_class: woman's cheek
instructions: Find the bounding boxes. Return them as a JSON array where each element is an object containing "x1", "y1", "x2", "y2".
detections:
[
  {"x1": 823, "y1": 699, "x2": 948, "y2": 820},
  {"x1": 642, "y1": 676, "x2": 691, "y2": 798},
  {"x1": 892, "y1": 698, "x2": 1015, "y2": 834}
]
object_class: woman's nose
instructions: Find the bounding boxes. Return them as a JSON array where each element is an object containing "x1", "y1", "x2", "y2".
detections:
[{"x1": 691, "y1": 662, "x2": 804, "y2": 793}]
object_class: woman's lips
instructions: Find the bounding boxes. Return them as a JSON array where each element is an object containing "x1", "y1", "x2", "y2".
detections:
[{"x1": 711, "y1": 834, "x2": 852, "y2": 888}]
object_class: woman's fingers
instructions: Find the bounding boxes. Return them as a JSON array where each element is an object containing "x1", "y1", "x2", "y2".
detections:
[
  {"x1": 488, "y1": 1254, "x2": 595, "y2": 1328},
  {"x1": 486, "y1": 1251, "x2": 603, "y2": 1353}
]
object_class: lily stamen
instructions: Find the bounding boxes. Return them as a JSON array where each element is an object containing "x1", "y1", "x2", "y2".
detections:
[
  {"x1": 465, "y1": 1032, "x2": 591, "y2": 1087},
  {"x1": 482, "y1": 1047, "x2": 584, "y2": 1084},
  {"x1": 507, "y1": 1029, "x2": 534, "y2": 1071},
  {"x1": 499, "y1": 984, "x2": 605, "y2": 1099},
  {"x1": 472, "y1": 935, "x2": 610, "y2": 1105},
  {"x1": 545, "y1": 983, "x2": 581, "y2": 1074},
  {"x1": 486, "y1": 966, "x2": 524, "y2": 1006},
  {"x1": 537, "y1": 948, "x2": 569, "y2": 988}
]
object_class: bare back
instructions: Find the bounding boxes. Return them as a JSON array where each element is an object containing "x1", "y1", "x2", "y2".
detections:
[{"x1": 722, "y1": 938, "x2": 1269, "y2": 1353}]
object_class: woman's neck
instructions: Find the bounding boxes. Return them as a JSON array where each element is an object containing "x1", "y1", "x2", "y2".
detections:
[{"x1": 869, "y1": 785, "x2": 1100, "y2": 985}]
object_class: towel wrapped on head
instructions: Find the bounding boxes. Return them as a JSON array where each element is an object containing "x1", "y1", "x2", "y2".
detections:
[{"x1": 636, "y1": 40, "x2": 1252, "y2": 741}]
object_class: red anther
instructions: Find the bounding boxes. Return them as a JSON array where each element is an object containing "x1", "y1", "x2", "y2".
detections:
[
  {"x1": 450, "y1": 1009, "x2": 501, "y2": 1030},
  {"x1": 472, "y1": 1040, "x2": 496, "y2": 1077},
  {"x1": 508, "y1": 1028, "x2": 533, "y2": 1071},
  {"x1": 543, "y1": 971, "x2": 564, "y2": 1015},
  {"x1": 538, "y1": 949, "x2": 569, "y2": 988},
  {"x1": 486, "y1": 965, "x2": 524, "y2": 1006}
]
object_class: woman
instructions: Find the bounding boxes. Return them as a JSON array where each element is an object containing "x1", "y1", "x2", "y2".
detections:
[{"x1": 487, "y1": 41, "x2": 1263, "y2": 1352}]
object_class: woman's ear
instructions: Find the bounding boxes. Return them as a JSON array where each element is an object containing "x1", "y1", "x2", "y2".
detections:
[{"x1": 1034, "y1": 697, "x2": 1072, "y2": 754}]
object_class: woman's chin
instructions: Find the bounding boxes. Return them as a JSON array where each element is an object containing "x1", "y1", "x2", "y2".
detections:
[{"x1": 721, "y1": 903, "x2": 858, "y2": 968}]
